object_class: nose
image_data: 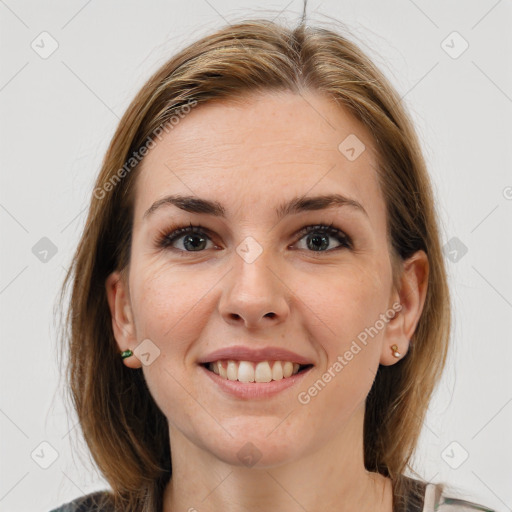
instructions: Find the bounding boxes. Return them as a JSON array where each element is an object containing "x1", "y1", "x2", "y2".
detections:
[{"x1": 218, "y1": 244, "x2": 290, "y2": 330}]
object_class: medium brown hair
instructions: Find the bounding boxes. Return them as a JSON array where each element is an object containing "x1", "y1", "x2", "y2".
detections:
[{"x1": 57, "y1": 17, "x2": 450, "y2": 511}]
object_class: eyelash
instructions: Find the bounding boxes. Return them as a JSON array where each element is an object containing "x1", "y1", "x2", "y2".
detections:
[{"x1": 155, "y1": 222, "x2": 353, "y2": 253}]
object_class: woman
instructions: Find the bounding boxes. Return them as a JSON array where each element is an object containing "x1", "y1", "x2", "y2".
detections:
[{"x1": 51, "y1": 16, "x2": 495, "y2": 512}]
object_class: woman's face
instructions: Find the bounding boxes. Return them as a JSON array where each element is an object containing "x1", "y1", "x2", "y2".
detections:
[{"x1": 107, "y1": 90, "x2": 426, "y2": 468}]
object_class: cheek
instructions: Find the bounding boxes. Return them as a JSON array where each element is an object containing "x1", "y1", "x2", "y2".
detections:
[
  {"x1": 130, "y1": 262, "x2": 219, "y2": 351},
  {"x1": 301, "y1": 260, "x2": 390, "y2": 349},
  {"x1": 129, "y1": 264, "x2": 216, "y2": 419},
  {"x1": 295, "y1": 269, "x2": 386, "y2": 422}
]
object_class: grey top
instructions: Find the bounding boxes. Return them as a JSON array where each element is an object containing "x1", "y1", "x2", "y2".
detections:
[
  {"x1": 49, "y1": 490, "x2": 111, "y2": 512},
  {"x1": 49, "y1": 479, "x2": 496, "y2": 512},
  {"x1": 422, "y1": 482, "x2": 495, "y2": 512}
]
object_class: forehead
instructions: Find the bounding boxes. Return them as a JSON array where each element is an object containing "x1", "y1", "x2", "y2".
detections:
[{"x1": 133, "y1": 90, "x2": 385, "y2": 226}]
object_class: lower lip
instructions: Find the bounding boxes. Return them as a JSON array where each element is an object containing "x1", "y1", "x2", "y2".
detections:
[{"x1": 199, "y1": 364, "x2": 314, "y2": 400}]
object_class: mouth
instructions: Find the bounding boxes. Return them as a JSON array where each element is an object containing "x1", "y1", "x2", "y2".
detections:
[
  {"x1": 200, "y1": 360, "x2": 314, "y2": 383},
  {"x1": 199, "y1": 360, "x2": 315, "y2": 400}
]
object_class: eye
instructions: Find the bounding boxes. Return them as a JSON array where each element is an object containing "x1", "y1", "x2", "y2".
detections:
[
  {"x1": 292, "y1": 223, "x2": 352, "y2": 252},
  {"x1": 156, "y1": 223, "x2": 216, "y2": 252},
  {"x1": 155, "y1": 222, "x2": 352, "y2": 253}
]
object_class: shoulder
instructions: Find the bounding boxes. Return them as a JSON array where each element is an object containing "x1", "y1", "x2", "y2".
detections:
[
  {"x1": 48, "y1": 490, "x2": 114, "y2": 512},
  {"x1": 421, "y1": 481, "x2": 496, "y2": 512}
]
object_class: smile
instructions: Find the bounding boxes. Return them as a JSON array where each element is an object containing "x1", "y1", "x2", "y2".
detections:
[
  {"x1": 199, "y1": 360, "x2": 314, "y2": 400},
  {"x1": 204, "y1": 360, "x2": 313, "y2": 383}
]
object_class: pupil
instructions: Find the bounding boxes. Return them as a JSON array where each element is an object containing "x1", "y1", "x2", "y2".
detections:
[
  {"x1": 308, "y1": 233, "x2": 329, "y2": 251},
  {"x1": 184, "y1": 234, "x2": 207, "y2": 251}
]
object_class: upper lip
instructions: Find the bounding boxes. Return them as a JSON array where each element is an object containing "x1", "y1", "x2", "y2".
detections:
[{"x1": 197, "y1": 345, "x2": 314, "y2": 365}]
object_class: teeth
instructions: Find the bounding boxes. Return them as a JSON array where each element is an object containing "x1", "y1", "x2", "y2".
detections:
[
  {"x1": 226, "y1": 360, "x2": 238, "y2": 381},
  {"x1": 283, "y1": 361, "x2": 294, "y2": 378},
  {"x1": 237, "y1": 361, "x2": 254, "y2": 382},
  {"x1": 208, "y1": 360, "x2": 303, "y2": 383},
  {"x1": 255, "y1": 361, "x2": 272, "y2": 383},
  {"x1": 272, "y1": 361, "x2": 284, "y2": 380}
]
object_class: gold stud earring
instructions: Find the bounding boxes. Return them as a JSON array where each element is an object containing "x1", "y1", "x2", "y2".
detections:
[{"x1": 391, "y1": 344, "x2": 401, "y2": 358}]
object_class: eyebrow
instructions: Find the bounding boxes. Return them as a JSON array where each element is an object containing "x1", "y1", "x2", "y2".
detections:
[{"x1": 143, "y1": 193, "x2": 368, "y2": 221}]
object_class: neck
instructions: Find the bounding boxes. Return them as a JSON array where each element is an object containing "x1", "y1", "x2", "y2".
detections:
[{"x1": 162, "y1": 403, "x2": 393, "y2": 512}]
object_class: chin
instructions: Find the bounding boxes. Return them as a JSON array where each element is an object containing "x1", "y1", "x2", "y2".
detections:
[
  {"x1": 216, "y1": 443, "x2": 301, "y2": 469},
  {"x1": 199, "y1": 426, "x2": 304, "y2": 469}
]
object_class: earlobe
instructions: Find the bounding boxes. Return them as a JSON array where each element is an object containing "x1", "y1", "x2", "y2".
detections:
[
  {"x1": 380, "y1": 250, "x2": 429, "y2": 366},
  {"x1": 105, "y1": 270, "x2": 142, "y2": 369}
]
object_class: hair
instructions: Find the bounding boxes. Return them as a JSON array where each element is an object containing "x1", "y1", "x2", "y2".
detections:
[{"x1": 56, "y1": 15, "x2": 451, "y2": 512}]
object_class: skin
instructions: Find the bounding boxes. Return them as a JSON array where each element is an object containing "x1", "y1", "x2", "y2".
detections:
[{"x1": 106, "y1": 89, "x2": 428, "y2": 512}]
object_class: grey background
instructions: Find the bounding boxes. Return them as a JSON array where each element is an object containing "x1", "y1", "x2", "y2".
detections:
[{"x1": 0, "y1": 1, "x2": 511, "y2": 511}]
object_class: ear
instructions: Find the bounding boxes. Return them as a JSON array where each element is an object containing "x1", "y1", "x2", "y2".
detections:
[
  {"x1": 105, "y1": 270, "x2": 142, "y2": 369},
  {"x1": 380, "y1": 250, "x2": 429, "y2": 366}
]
